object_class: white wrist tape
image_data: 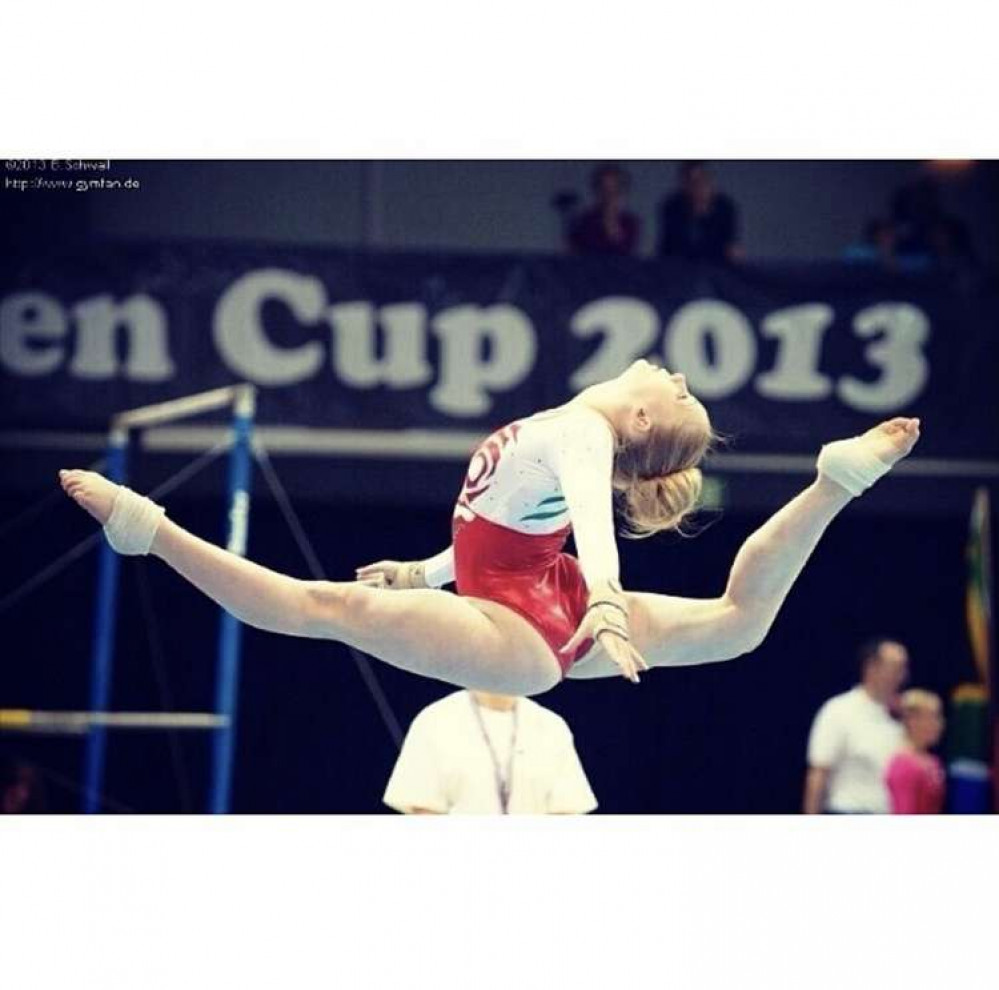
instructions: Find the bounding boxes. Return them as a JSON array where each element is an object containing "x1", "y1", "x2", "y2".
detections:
[
  {"x1": 104, "y1": 486, "x2": 166, "y2": 555},
  {"x1": 393, "y1": 562, "x2": 427, "y2": 590},
  {"x1": 816, "y1": 437, "x2": 891, "y2": 497}
]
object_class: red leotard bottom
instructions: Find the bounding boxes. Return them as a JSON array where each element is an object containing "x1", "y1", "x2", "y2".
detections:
[{"x1": 452, "y1": 512, "x2": 593, "y2": 676}]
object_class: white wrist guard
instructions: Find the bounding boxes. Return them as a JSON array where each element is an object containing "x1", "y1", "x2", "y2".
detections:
[
  {"x1": 816, "y1": 437, "x2": 891, "y2": 498},
  {"x1": 586, "y1": 580, "x2": 631, "y2": 642},
  {"x1": 104, "y1": 486, "x2": 166, "y2": 556}
]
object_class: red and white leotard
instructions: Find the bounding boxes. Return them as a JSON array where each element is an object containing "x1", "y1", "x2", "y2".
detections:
[{"x1": 421, "y1": 405, "x2": 620, "y2": 675}]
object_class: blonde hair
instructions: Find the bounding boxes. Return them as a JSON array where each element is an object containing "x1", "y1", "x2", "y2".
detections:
[
  {"x1": 900, "y1": 689, "x2": 942, "y2": 720},
  {"x1": 613, "y1": 415, "x2": 717, "y2": 539}
]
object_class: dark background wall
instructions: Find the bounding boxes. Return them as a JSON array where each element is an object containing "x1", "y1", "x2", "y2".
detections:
[{"x1": 12, "y1": 159, "x2": 998, "y2": 264}]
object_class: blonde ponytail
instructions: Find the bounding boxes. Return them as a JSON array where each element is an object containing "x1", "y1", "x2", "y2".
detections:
[{"x1": 618, "y1": 466, "x2": 704, "y2": 538}]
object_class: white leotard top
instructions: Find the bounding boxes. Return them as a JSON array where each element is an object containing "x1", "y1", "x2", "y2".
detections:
[{"x1": 423, "y1": 404, "x2": 620, "y2": 591}]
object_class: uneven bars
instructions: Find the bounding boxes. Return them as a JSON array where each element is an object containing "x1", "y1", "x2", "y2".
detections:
[
  {"x1": 208, "y1": 384, "x2": 257, "y2": 813},
  {"x1": 83, "y1": 383, "x2": 256, "y2": 813},
  {"x1": 113, "y1": 384, "x2": 255, "y2": 431},
  {"x1": 82, "y1": 427, "x2": 127, "y2": 812},
  {"x1": 2, "y1": 709, "x2": 230, "y2": 735}
]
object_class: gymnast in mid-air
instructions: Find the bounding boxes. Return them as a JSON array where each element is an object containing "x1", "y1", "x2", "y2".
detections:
[{"x1": 59, "y1": 359, "x2": 920, "y2": 695}]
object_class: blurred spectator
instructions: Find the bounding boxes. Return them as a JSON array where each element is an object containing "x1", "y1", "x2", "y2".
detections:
[
  {"x1": 1, "y1": 757, "x2": 47, "y2": 813},
  {"x1": 843, "y1": 218, "x2": 902, "y2": 270},
  {"x1": 566, "y1": 164, "x2": 641, "y2": 257},
  {"x1": 885, "y1": 689, "x2": 946, "y2": 814},
  {"x1": 891, "y1": 175, "x2": 976, "y2": 269},
  {"x1": 657, "y1": 161, "x2": 741, "y2": 263},
  {"x1": 383, "y1": 689, "x2": 597, "y2": 814},
  {"x1": 803, "y1": 639, "x2": 909, "y2": 814}
]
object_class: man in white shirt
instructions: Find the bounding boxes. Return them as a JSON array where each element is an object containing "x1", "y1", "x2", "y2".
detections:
[
  {"x1": 803, "y1": 639, "x2": 909, "y2": 814},
  {"x1": 383, "y1": 690, "x2": 597, "y2": 815}
]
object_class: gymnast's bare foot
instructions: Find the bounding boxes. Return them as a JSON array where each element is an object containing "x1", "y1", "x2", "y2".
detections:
[
  {"x1": 59, "y1": 469, "x2": 119, "y2": 526},
  {"x1": 817, "y1": 417, "x2": 921, "y2": 498},
  {"x1": 861, "y1": 417, "x2": 921, "y2": 467}
]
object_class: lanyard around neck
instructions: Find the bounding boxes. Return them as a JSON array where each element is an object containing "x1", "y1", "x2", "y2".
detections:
[{"x1": 469, "y1": 695, "x2": 519, "y2": 814}]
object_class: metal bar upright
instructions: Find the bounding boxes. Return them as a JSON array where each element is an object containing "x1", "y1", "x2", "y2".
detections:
[
  {"x1": 208, "y1": 386, "x2": 256, "y2": 813},
  {"x1": 82, "y1": 427, "x2": 129, "y2": 813}
]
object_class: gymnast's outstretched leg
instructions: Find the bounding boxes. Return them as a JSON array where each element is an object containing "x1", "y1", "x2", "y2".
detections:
[
  {"x1": 569, "y1": 417, "x2": 920, "y2": 679},
  {"x1": 58, "y1": 471, "x2": 562, "y2": 696}
]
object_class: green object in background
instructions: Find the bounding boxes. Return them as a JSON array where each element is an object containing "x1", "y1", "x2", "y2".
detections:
[
  {"x1": 946, "y1": 684, "x2": 990, "y2": 763},
  {"x1": 700, "y1": 475, "x2": 726, "y2": 511}
]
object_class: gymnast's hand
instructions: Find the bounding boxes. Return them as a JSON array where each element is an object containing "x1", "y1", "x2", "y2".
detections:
[
  {"x1": 355, "y1": 560, "x2": 428, "y2": 590},
  {"x1": 560, "y1": 580, "x2": 648, "y2": 684}
]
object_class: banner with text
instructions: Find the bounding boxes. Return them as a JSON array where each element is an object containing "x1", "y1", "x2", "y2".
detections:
[{"x1": 2, "y1": 244, "x2": 997, "y2": 463}]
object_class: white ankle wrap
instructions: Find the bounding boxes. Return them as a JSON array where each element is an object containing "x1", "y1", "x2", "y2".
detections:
[
  {"x1": 816, "y1": 437, "x2": 891, "y2": 498},
  {"x1": 104, "y1": 486, "x2": 166, "y2": 555}
]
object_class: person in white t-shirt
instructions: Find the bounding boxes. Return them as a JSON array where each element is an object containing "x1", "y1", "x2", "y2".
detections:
[
  {"x1": 383, "y1": 691, "x2": 597, "y2": 815},
  {"x1": 803, "y1": 639, "x2": 909, "y2": 814}
]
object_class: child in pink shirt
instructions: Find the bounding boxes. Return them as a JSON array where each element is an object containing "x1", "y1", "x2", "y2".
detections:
[{"x1": 885, "y1": 689, "x2": 946, "y2": 814}]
